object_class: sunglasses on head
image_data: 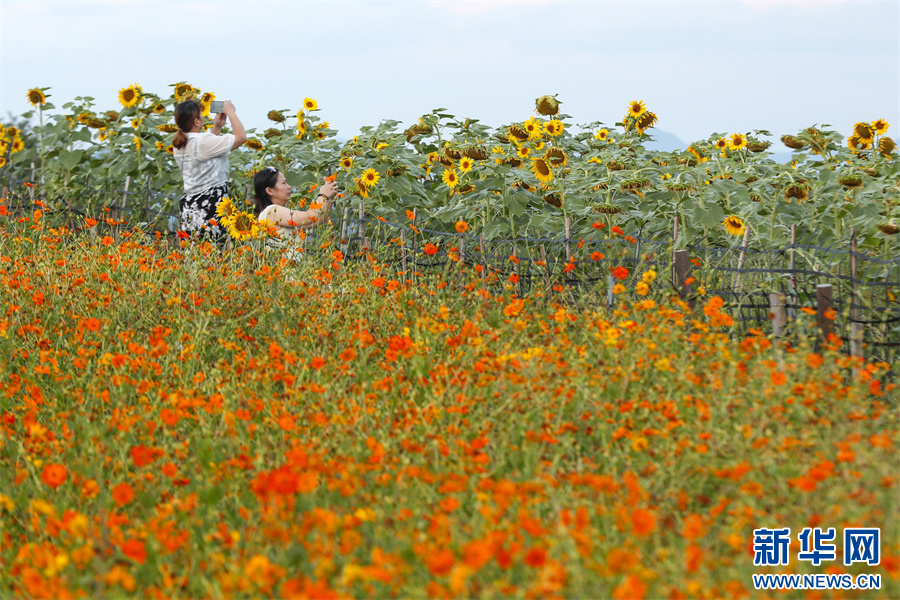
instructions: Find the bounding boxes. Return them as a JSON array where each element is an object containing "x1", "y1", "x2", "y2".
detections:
[{"x1": 265, "y1": 166, "x2": 277, "y2": 173}]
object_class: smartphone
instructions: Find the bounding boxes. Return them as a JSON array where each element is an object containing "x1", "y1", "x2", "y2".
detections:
[{"x1": 209, "y1": 101, "x2": 225, "y2": 113}]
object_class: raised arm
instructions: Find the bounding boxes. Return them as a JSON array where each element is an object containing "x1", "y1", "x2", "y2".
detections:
[{"x1": 223, "y1": 101, "x2": 246, "y2": 149}]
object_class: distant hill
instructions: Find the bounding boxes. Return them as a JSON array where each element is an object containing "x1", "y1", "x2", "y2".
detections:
[{"x1": 644, "y1": 130, "x2": 794, "y2": 164}]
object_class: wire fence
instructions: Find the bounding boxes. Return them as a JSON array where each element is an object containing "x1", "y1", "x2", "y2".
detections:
[{"x1": 3, "y1": 175, "x2": 899, "y2": 365}]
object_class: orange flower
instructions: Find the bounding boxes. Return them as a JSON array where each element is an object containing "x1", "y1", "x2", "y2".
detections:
[
  {"x1": 439, "y1": 497, "x2": 460, "y2": 512},
  {"x1": 278, "y1": 414, "x2": 295, "y2": 432},
  {"x1": 112, "y1": 482, "x2": 135, "y2": 506},
  {"x1": 455, "y1": 220, "x2": 469, "y2": 233},
  {"x1": 427, "y1": 548, "x2": 455, "y2": 576},
  {"x1": 613, "y1": 574, "x2": 647, "y2": 600},
  {"x1": 682, "y1": 514, "x2": 705, "y2": 540},
  {"x1": 424, "y1": 243, "x2": 439, "y2": 256},
  {"x1": 122, "y1": 539, "x2": 147, "y2": 564},
  {"x1": 101, "y1": 235, "x2": 114, "y2": 246},
  {"x1": 612, "y1": 266, "x2": 629, "y2": 280},
  {"x1": 631, "y1": 508, "x2": 657, "y2": 536},
  {"x1": 310, "y1": 356, "x2": 325, "y2": 369},
  {"x1": 371, "y1": 277, "x2": 386, "y2": 288},
  {"x1": 524, "y1": 547, "x2": 547, "y2": 568},
  {"x1": 406, "y1": 209, "x2": 416, "y2": 220},
  {"x1": 41, "y1": 463, "x2": 68, "y2": 489},
  {"x1": 770, "y1": 371, "x2": 787, "y2": 386},
  {"x1": 339, "y1": 347, "x2": 357, "y2": 362},
  {"x1": 508, "y1": 274, "x2": 519, "y2": 284},
  {"x1": 331, "y1": 249, "x2": 344, "y2": 262},
  {"x1": 590, "y1": 251, "x2": 605, "y2": 261},
  {"x1": 685, "y1": 543, "x2": 703, "y2": 573}
]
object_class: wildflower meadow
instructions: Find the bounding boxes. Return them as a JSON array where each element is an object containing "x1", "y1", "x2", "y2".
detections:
[{"x1": 0, "y1": 85, "x2": 897, "y2": 599}]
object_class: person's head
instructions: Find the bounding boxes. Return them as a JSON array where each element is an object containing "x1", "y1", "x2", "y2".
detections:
[
  {"x1": 253, "y1": 167, "x2": 291, "y2": 215},
  {"x1": 172, "y1": 100, "x2": 203, "y2": 149}
]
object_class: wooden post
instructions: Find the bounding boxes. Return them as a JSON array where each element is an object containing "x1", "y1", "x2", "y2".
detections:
[
  {"x1": 769, "y1": 293, "x2": 787, "y2": 337},
  {"x1": 540, "y1": 244, "x2": 551, "y2": 290},
  {"x1": 479, "y1": 234, "x2": 487, "y2": 285},
  {"x1": 144, "y1": 175, "x2": 153, "y2": 227},
  {"x1": 849, "y1": 229, "x2": 863, "y2": 367},
  {"x1": 673, "y1": 216, "x2": 679, "y2": 242},
  {"x1": 816, "y1": 284, "x2": 834, "y2": 339},
  {"x1": 564, "y1": 216, "x2": 573, "y2": 282},
  {"x1": 114, "y1": 176, "x2": 130, "y2": 242},
  {"x1": 400, "y1": 230, "x2": 408, "y2": 278},
  {"x1": 674, "y1": 249, "x2": 694, "y2": 309},
  {"x1": 789, "y1": 224, "x2": 797, "y2": 295},
  {"x1": 27, "y1": 162, "x2": 35, "y2": 216},
  {"x1": 357, "y1": 200, "x2": 365, "y2": 254},
  {"x1": 734, "y1": 227, "x2": 751, "y2": 295}
]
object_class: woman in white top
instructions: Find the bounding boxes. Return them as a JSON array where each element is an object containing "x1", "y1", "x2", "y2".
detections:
[
  {"x1": 253, "y1": 167, "x2": 338, "y2": 259},
  {"x1": 172, "y1": 99, "x2": 246, "y2": 244}
]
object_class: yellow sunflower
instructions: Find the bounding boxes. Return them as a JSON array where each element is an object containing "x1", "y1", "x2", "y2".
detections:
[
  {"x1": 872, "y1": 119, "x2": 889, "y2": 135},
  {"x1": 174, "y1": 83, "x2": 195, "y2": 103},
  {"x1": 118, "y1": 83, "x2": 142, "y2": 108},
  {"x1": 216, "y1": 197, "x2": 237, "y2": 226},
  {"x1": 523, "y1": 117, "x2": 543, "y2": 140},
  {"x1": 854, "y1": 122, "x2": 875, "y2": 143},
  {"x1": 635, "y1": 111, "x2": 658, "y2": 134},
  {"x1": 728, "y1": 133, "x2": 747, "y2": 151},
  {"x1": 723, "y1": 215, "x2": 746, "y2": 236},
  {"x1": 227, "y1": 211, "x2": 259, "y2": 241},
  {"x1": 354, "y1": 178, "x2": 370, "y2": 199},
  {"x1": 153, "y1": 102, "x2": 166, "y2": 114},
  {"x1": 459, "y1": 157, "x2": 473, "y2": 173},
  {"x1": 715, "y1": 138, "x2": 728, "y2": 151},
  {"x1": 10, "y1": 137, "x2": 24, "y2": 153},
  {"x1": 201, "y1": 92, "x2": 215, "y2": 105},
  {"x1": 340, "y1": 156, "x2": 354, "y2": 170},
  {"x1": 133, "y1": 136, "x2": 141, "y2": 151},
  {"x1": 517, "y1": 146, "x2": 531, "y2": 159},
  {"x1": 532, "y1": 158, "x2": 553, "y2": 183},
  {"x1": 442, "y1": 168, "x2": 459, "y2": 188},
  {"x1": 594, "y1": 128, "x2": 609, "y2": 141},
  {"x1": 361, "y1": 168, "x2": 380, "y2": 188},
  {"x1": 245, "y1": 139, "x2": 264, "y2": 151},
  {"x1": 627, "y1": 100, "x2": 647, "y2": 118},
  {"x1": 303, "y1": 97, "x2": 318, "y2": 112},
  {"x1": 26, "y1": 88, "x2": 46, "y2": 107},
  {"x1": 879, "y1": 137, "x2": 895, "y2": 157},
  {"x1": 545, "y1": 119, "x2": 564, "y2": 137}
]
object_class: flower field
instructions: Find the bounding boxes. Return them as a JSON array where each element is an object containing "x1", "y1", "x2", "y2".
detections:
[
  {"x1": 0, "y1": 207, "x2": 898, "y2": 598},
  {"x1": 0, "y1": 85, "x2": 898, "y2": 598}
]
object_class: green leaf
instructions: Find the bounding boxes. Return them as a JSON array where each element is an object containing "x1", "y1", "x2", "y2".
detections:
[{"x1": 59, "y1": 150, "x2": 83, "y2": 171}]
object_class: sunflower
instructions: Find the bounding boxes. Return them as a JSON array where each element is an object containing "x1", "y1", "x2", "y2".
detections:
[
  {"x1": 523, "y1": 117, "x2": 543, "y2": 140},
  {"x1": 157, "y1": 124, "x2": 178, "y2": 133},
  {"x1": 545, "y1": 120, "x2": 564, "y2": 137},
  {"x1": 6, "y1": 126, "x2": 18, "y2": 138},
  {"x1": 155, "y1": 141, "x2": 165, "y2": 151},
  {"x1": 228, "y1": 212, "x2": 258, "y2": 241},
  {"x1": 594, "y1": 128, "x2": 609, "y2": 141},
  {"x1": 361, "y1": 168, "x2": 380, "y2": 188},
  {"x1": 458, "y1": 157, "x2": 473, "y2": 173},
  {"x1": 723, "y1": 215, "x2": 746, "y2": 236},
  {"x1": 315, "y1": 130, "x2": 326, "y2": 140},
  {"x1": 854, "y1": 122, "x2": 875, "y2": 143},
  {"x1": 165, "y1": 145, "x2": 174, "y2": 154},
  {"x1": 340, "y1": 156, "x2": 354, "y2": 170},
  {"x1": 635, "y1": 111, "x2": 658, "y2": 134},
  {"x1": 174, "y1": 83, "x2": 195, "y2": 102},
  {"x1": 201, "y1": 92, "x2": 215, "y2": 105},
  {"x1": 532, "y1": 158, "x2": 553, "y2": 183},
  {"x1": 879, "y1": 137, "x2": 896, "y2": 156},
  {"x1": 508, "y1": 125, "x2": 528, "y2": 141},
  {"x1": 872, "y1": 119, "x2": 889, "y2": 135},
  {"x1": 784, "y1": 184, "x2": 808, "y2": 202},
  {"x1": 10, "y1": 137, "x2": 23, "y2": 153},
  {"x1": 216, "y1": 196, "x2": 237, "y2": 225},
  {"x1": 715, "y1": 137, "x2": 728, "y2": 151},
  {"x1": 153, "y1": 102, "x2": 166, "y2": 114},
  {"x1": 442, "y1": 168, "x2": 459, "y2": 188},
  {"x1": 627, "y1": 100, "x2": 647, "y2": 118},
  {"x1": 535, "y1": 95, "x2": 560, "y2": 116},
  {"x1": 354, "y1": 178, "x2": 370, "y2": 198},
  {"x1": 118, "y1": 83, "x2": 142, "y2": 108},
  {"x1": 245, "y1": 139, "x2": 264, "y2": 151},
  {"x1": 303, "y1": 97, "x2": 318, "y2": 111},
  {"x1": 296, "y1": 119, "x2": 307, "y2": 138},
  {"x1": 133, "y1": 136, "x2": 141, "y2": 151},
  {"x1": 517, "y1": 146, "x2": 531, "y2": 159},
  {"x1": 545, "y1": 147, "x2": 567, "y2": 166},
  {"x1": 728, "y1": 133, "x2": 747, "y2": 151},
  {"x1": 26, "y1": 88, "x2": 46, "y2": 107},
  {"x1": 847, "y1": 135, "x2": 862, "y2": 152},
  {"x1": 267, "y1": 110, "x2": 285, "y2": 123}
]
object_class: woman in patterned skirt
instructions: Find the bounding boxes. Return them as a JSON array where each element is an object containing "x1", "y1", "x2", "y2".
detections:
[{"x1": 172, "y1": 99, "x2": 246, "y2": 244}]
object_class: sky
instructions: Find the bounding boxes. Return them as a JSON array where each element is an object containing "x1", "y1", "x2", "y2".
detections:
[{"x1": 1, "y1": 0, "x2": 898, "y2": 149}]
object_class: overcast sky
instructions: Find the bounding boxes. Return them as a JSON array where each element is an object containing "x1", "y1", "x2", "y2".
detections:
[{"x1": 1, "y1": 0, "x2": 898, "y2": 147}]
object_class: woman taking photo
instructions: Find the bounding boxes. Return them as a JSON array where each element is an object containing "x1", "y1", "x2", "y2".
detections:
[
  {"x1": 253, "y1": 167, "x2": 338, "y2": 260},
  {"x1": 172, "y1": 99, "x2": 246, "y2": 243}
]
